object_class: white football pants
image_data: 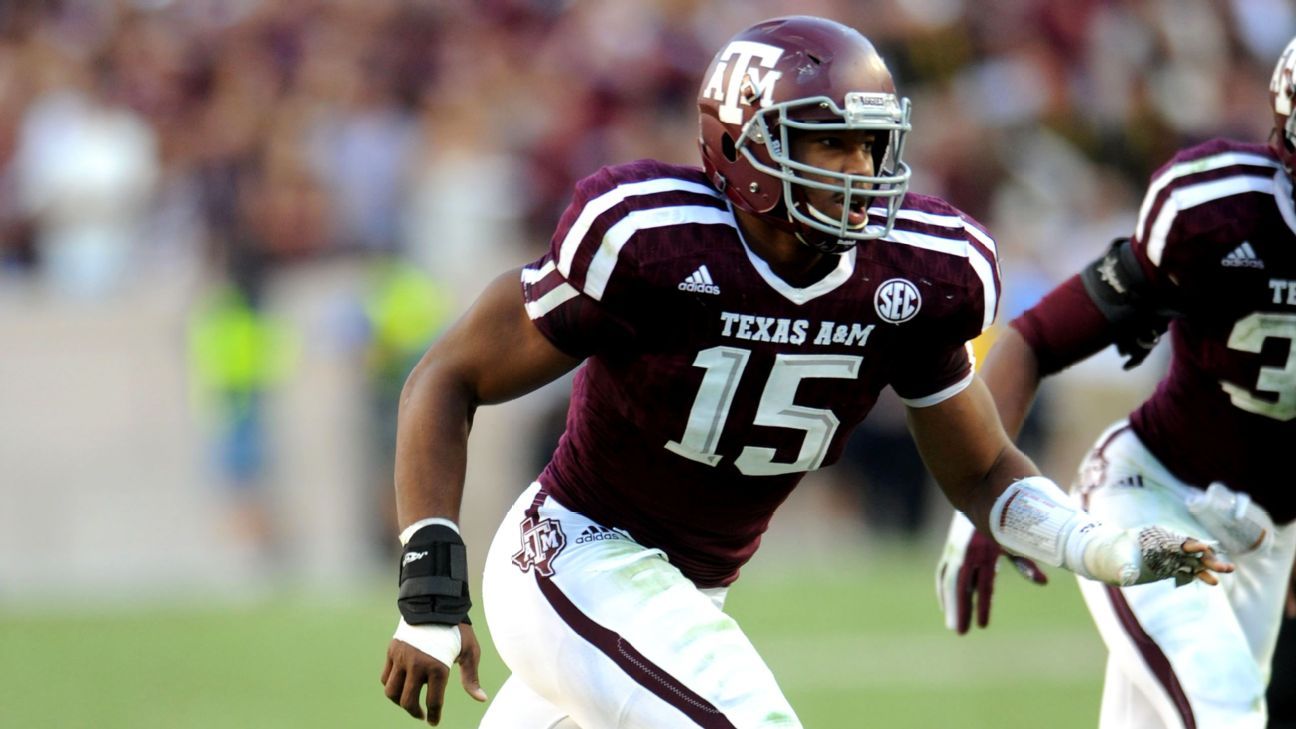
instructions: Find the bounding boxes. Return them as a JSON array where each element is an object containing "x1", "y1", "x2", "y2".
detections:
[
  {"x1": 1073, "y1": 423, "x2": 1296, "y2": 729},
  {"x1": 478, "y1": 481, "x2": 802, "y2": 729}
]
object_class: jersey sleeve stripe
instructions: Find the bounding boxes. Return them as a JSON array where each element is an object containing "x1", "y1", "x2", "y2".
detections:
[
  {"x1": 557, "y1": 178, "x2": 722, "y2": 279},
  {"x1": 1144, "y1": 174, "x2": 1276, "y2": 266},
  {"x1": 1135, "y1": 151, "x2": 1280, "y2": 244},
  {"x1": 583, "y1": 205, "x2": 737, "y2": 301},
  {"x1": 967, "y1": 246, "x2": 999, "y2": 333},
  {"x1": 898, "y1": 367, "x2": 974, "y2": 408},
  {"x1": 521, "y1": 259, "x2": 557, "y2": 284},
  {"x1": 524, "y1": 281, "x2": 580, "y2": 320}
]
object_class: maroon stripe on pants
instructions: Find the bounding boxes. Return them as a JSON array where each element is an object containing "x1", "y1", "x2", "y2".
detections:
[
  {"x1": 1081, "y1": 484, "x2": 1194, "y2": 728},
  {"x1": 524, "y1": 486, "x2": 738, "y2": 728},
  {"x1": 1102, "y1": 586, "x2": 1197, "y2": 728},
  {"x1": 534, "y1": 575, "x2": 738, "y2": 728}
]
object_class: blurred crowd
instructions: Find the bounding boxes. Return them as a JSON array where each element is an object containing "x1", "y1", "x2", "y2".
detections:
[
  {"x1": 0, "y1": 0, "x2": 1290, "y2": 298},
  {"x1": 0, "y1": 0, "x2": 1292, "y2": 553}
]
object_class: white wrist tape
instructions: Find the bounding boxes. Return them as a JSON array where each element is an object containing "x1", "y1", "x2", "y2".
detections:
[
  {"x1": 393, "y1": 617, "x2": 461, "y2": 668},
  {"x1": 989, "y1": 477, "x2": 1141, "y2": 585}
]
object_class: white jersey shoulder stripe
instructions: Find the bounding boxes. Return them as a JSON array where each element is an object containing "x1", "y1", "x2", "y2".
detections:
[
  {"x1": 967, "y1": 249, "x2": 998, "y2": 333},
  {"x1": 882, "y1": 227, "x2": 968, "y2": 257},
  {"x1": 1136, "y1": 151, "x2": 1280, "y2": 244},
  {"x1": 557, "y1": 178, "x2": 722, "y2": 279},
  {"x1": 1145, "y1": 174, "x2": 1276, "y2": 266},
  {"x1": 584, "y1": 205, "x2": 736, "y2": 301},
  {"x1": 880, "y1": 207, "x2": 998, "y2": 257},
  {"x1": 874, "y1": 217, "x2": 1000, "y2": 333}
]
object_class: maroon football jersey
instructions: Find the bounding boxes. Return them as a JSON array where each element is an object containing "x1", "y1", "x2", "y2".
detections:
[
  {"x1": 1128, "y1": 139, "x2": 1296, "y2": 522},
  {"x1": 521, "y1": 159, "x2": 1000, "y2": 586},
  {"x1": 1018, "y1": 139, "x2": 1296, "y2": 523}
]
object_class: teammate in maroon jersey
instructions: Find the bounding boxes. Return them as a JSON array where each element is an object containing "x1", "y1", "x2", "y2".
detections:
[
  {"x1": 381, "y1": 16, "x2": 1229, "y2": 728},
  {"x1": 938, "y1": 35, "x2": 1296, "y2": 729}
]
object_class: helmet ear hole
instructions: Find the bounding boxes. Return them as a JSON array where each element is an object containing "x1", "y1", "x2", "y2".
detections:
[{"x1": 721, "y1": 133, "x2": 737, "y2": 162}]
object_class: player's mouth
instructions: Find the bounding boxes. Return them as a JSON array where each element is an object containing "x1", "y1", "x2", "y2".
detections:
[
  {"x1": 803, "y1": 191, "x2": 871, "y2": 231},
  {"x1": 827, "y1": 194, "x2": 869, "y2": 227}
]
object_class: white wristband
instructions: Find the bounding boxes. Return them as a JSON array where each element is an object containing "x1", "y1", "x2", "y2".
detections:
[
  {"x1": 393, "y1": 618, "x2": 462, "y2": 668},
  {"x1": 399, "y1": 517, "x2": 460, "y2": 546}
]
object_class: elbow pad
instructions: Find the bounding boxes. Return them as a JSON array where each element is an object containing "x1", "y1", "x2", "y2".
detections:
[{"x1": 1079, "y1": 237, "x2": 1178, "y2": 369}]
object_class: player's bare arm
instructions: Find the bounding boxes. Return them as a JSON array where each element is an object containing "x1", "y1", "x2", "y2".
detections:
[
  {"x1": 905, "y1": 375, "x2": 1038, "y2": 531},
  {"x1": 910, "y1": 376, "x2": 1232, "y2": 589},
  {"x1": 383, "y1": 268, "x2": 580, "y2": 725},
  {"x1": 978, "y1": 327, "x2": 1042, "y2": 440}
]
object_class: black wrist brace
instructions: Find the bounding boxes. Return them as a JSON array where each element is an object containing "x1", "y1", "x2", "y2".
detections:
[{"x1": 398, "y1": 524, "x2": 472, "y2": 625}]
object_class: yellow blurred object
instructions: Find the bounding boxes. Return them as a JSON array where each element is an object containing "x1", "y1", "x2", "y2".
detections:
[
  {"x1": 363, "y1": 261, "x2": 451, "y2": 376},
  {"x1": 188, "y1": 286, "x2": 297, "y2": 395},
  {"x1": 970, "y1": 326, "x2": 1000, "y2": 372}
]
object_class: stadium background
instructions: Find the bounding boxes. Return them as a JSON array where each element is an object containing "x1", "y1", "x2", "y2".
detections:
[{"x1": 0, "y1": 0, "x2": 1290, "y2": 726}]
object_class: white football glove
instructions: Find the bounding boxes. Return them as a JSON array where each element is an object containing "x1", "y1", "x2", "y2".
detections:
[
  {"x1": 393, "y1": 618, "x2": 461, "y2": 668},
  {"x1": 1187, "y1": 482, "x2": 1274, "y2": 556}
]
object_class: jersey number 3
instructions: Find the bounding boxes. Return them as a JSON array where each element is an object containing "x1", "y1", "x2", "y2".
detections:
[
  {"x1": 665, "y1": 346, "x2": 862, "y2": 476},
  {"x1": 1223, "y1": 312, "x2": 1296, "y2": 421}
]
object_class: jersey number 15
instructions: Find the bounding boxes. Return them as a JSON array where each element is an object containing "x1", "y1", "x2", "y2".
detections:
[{"x1": 664, "y1": 346, "x2": 862, "y2": 476}]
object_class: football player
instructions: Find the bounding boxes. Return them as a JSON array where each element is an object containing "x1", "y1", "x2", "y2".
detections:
[
  {"x1": 937, "y1": 34, "x2": 1296, "y2": 729},
  {"x1": 382, "y1": 16, "x2": 1230, "y2": 728}
]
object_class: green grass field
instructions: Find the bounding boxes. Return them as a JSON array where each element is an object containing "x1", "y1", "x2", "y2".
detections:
[{"x1": 0, "y1": 547, "x2": 1103, "y2": 728}]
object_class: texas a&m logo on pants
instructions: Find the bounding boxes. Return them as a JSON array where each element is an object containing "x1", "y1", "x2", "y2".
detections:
[{"x1": 511, "y1": 515, "x2": 566, "y2": 577}]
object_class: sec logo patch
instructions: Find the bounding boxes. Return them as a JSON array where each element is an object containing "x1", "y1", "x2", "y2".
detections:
[{"x1": 874, "y1": 278, "x2": 921, "y2": 324}]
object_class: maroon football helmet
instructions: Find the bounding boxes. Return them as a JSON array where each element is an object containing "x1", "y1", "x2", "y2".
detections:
[
  {"x1": 1271, "y1": 36, "x2": 1296, "y2": 174},
  {"x1": 698, "y1": 16, "x2": 911, "y2": 254}
]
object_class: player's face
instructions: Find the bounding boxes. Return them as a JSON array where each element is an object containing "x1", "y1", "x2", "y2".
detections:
[{"x1": 789, "y1": 129, "x2": 877, "y2": 228}]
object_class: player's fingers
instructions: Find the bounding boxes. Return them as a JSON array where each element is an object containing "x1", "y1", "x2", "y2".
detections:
[
  {"x1": 975, "y1": 561, "x2": 995, "y2": 629},
  {"x1": 383, "y1": 665, "x2": 421, "y2": 719},
  {"x1": 424, "y1": 662, "x2": 450, "y2": 725},
  {"x1": 399, "y1": 669, "x2": 428, "y2": 721},
  {"x1": 1180, "y1": 540, "x2": 1235, "y2": 574},
  {"x1": 1195, "y1": 570, "x2": 1220, "y2": 586},
  {"x1": 955, "y1": 565, "x2": 974, "y2": 635},
  {"x1": 381, "y1": 655, "x2": 393, "y2": 686},
  {"x1": 458, "y1": 648, "x2": 489, "y2": 703}
]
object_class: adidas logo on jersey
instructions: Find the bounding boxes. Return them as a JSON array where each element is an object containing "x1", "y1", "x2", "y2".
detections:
[
  {"x1": 574, "y1": 525, "x2": 624, "y2": 544},
  {"x1": 1221, "y1": 241, "x2": 1264, "y2": 269},
  {"x1": 678, "y1": 265, "x2": 721, "y2": 295}
]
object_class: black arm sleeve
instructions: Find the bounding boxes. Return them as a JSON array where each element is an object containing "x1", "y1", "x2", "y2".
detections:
[{"x1": 1078, "y1": 237, "x2": 1181, "y2": 369}]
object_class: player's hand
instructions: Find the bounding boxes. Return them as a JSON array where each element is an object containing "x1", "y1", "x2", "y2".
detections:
[
  {"x1": 1175, "y1": 538, "x2": 1234, "y2": 585},
  {"x1": 937, "y1": 512, "x2": 1047, "y2": 634},
  {"x1": 1124, "y1": 529, "x2": 1234, "y2": 586},
  {"x1": 382, "y1": 622, "x2": 488, "y2": 725}
]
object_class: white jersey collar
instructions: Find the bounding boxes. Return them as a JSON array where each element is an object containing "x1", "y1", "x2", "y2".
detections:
[{"x1": 731, "y1": 204, "x2": 856, "y2": 305}]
